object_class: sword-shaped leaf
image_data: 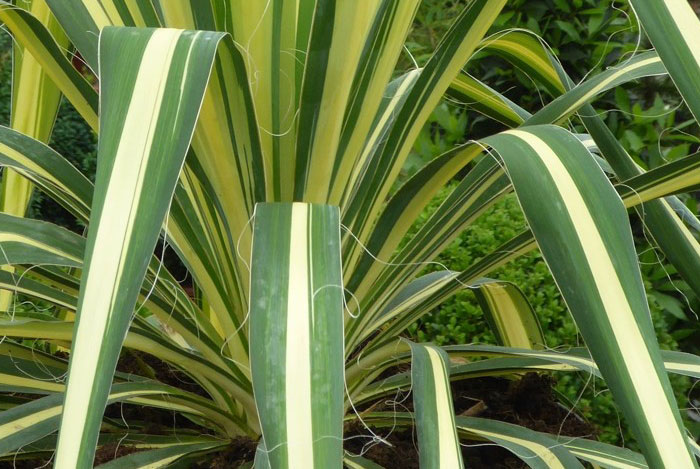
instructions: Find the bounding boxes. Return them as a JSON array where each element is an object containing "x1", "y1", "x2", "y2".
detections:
[
  {"x1": 483, "y1": 125, "x2": 697, "y2": 468},
  {"x1": 54, "y1": 27, "x2": 239, "y2": 468},
  {"x1": 249, "y1": 203, "x2": 344, "y2": 468},
  {"x1": 409, "y1": 342, "x2": 464, "y2": 469}
]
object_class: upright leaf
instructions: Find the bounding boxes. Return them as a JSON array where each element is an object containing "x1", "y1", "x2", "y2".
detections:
[
  {"x1": 410, "y1": 342, "x2": 464, "y2": 469},
  {"x1": 55, "y1": 27, "x2": 228, "y2": 468},
  {"x1": 0, "y1": 0, "x2": 68, "y2": 310},
  {"x1": 249, "y1": 203, "x2": 344, "y2": 468}
]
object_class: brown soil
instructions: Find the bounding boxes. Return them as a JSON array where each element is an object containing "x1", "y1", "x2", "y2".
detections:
[
  {"x1": 346, "y1": 428, "x2": 421, "y2": 469},
  {"x1": 452, "y1": 374, "x2": 594, "y2": 437},
  {"x1": 93, "y1": 443, "x2": 141, "y2": 465}
]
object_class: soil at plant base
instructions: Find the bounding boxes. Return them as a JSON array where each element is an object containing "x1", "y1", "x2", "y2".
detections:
[
  {"x1": 190, "y1": 437, "x2": 258, "y2": 468},
  {"x1": 344, "y1": 373, "x2": 597, "y2": 469},
  {"x1": 93, "y1": 443, "x2": 142, "y2": 465}
]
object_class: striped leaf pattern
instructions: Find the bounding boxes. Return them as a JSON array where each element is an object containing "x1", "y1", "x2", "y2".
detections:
[
  {"x1": 409, "y1": 342, "x2": 464, "y2": 469},
  {"x1": 483, "y1": 125, "x2": 697, "y2": 468},
  {"x1": 0, "y1": 1, "x2": 699, "y2": 467},
  {"x1": 0, "y1": 125, "x2": 93, "y2": 221},
  {"x1": 628, "y1": 0, "x2": 700, "y2": 122},
  {"x1": 342, "y1": 0, "x2": 506, "y2": 273},
  {"x1": 456, "y1": 417, "x2": 584, "y2": 469},
  {"x1": 94, "y1": 440, "x2": 229, "y2": 468},
  {"x1": 0, "y1": 212, "x2": 84, "y2": 267},
  {"x1": 0, "y1": 0, "x2": 69, "y2": 311},
  {"x1": 55, "y1": 27, "x2": 227, "y2": 468},
  {"x1": 471, "y1": 279, "x2": 545, "y2": 349},
  {"x1": 0, "y1": 382, "x2": 179, "y2": 456},
  {"x1": 0, "y1": 2, "x2": 98, "y2": 129},
  {"x1": 469, "y1": 26, "x2": 700, "y2": 302},
  {"x1": 44, "y1": 0, "x2": 160, "y2": 69},
  {"x1": 249, "y1": 203, "x2": 344, "y2": 468},
  {"x1": 353, "y1": 344, "x2": 699, "y2": 407}
]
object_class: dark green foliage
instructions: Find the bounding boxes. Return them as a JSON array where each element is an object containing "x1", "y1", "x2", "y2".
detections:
[
  {"x1": 28, "y1": 98, "x2": 97, "y2": 232},
  {"x1": 0, "y1": 32, "x2": 96, "y2": 231},
  {"x1": 0, "y1": 32, "x2": 11, "y2": 126}
]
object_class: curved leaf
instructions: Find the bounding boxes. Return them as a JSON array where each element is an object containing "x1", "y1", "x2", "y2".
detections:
[{"x1": 483, "y1": 125, "x2": 696, "y2": 468}]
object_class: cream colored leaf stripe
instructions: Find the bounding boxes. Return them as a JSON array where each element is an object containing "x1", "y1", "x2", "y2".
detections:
[
  {"x1": 354, "y1": 357, "x2": 576, "y2": 405},
  {"x1": 364, "y1": 156, "x2": 508, "y2": 314},
  {"x1": 443, "y1": 344, "x2": 700, "y2": 379},
  {"x1": 561, "y1": 436, "x2": 648, "y2": 469},
  {"x1": 356, "y1": 231, "x2": 537, "y2": 359},
  {"x1": 456, "y1": 417, "x2": 583, "y2": 469},
  {"x1": 353, "y1": 346, "x2": 700, "y2": 407},
  {"x1": 0, "y1": 212, "x2": 84, "y2": 267},
  {"x1": 0, "y1": 125, "x2": 93, "y2": 221},
  {"x1": 409, "y1": 342, "x2": 464, "y2": 468},
  {"x1": 0, "y1": 351, "x2": 65, "y2": 394},
  {"x1": 628, "y1": 0, "x2": 700, "y2": 122},
  {"x1": 447, "y1": 73, "x2": 528, "y2": 126},
  {"x1": 180, "y1": 34, "x2": 268, "y2": 356},
  {"x1": 0, "y1": 127, "x2": 227, "y2": 362},
  {"x1": 478, "y1": 30, "x2": 565, "y2": 95},
  {"x1": 525, "y1": 52, "x2": 664, "y2": 126},
  {"x1": 0, "y1": 0, "x2": 66, "y2": 258},
  {"x1": 346, "y1": 142, "x2": 482, "y2": 295},
  {"x1": 249, "y1": 203, "x2": 344, "y2": 468},
  {"x1": 94, "y1": 440, "x2": 229, "y2": 468},
  {"x1": 349, "y1": 52, "x2": 668, "y2": 353},
  {"x1": 54, "y1": 27, "x2": 244, "y2": 468},
  {"x1": 224, "y1": 0, "x2": 299, "y2": 203},
  {"x1": 0, "y1": 382, "x2": 171, "y2": 456},
  {"x1": 576, "y1": 79, "x2": 700, "y2": 302},
  {"x1": 346, "y1": 155, "x2": 509, "y2": 351},
  {"x1": 45, "y1": 0, "x2": 160, "y2": 69},
  {"x1": 0, "y1": 351, "x2": 241, "y2": 435},
  {"x1": 340, "y1": 70, "x2": 421, "y2": 215},
  {"x1": 342, "y1": 0, "x2": 506, "y2": 274},
  {"x1": 0, "y1": 319, "x2": 252, "y2": 406},
  {"x1": 471, "y1": 279, "x2": 545, "y2": 349},
  {"x1": 331, "y1": 0, "x2": 420, "y2": 205},
  {"x1": 340, "y1": 70, "x2": 421, "y2": 280},
  {"x1": 482, "y1": 125, "x2": 697, "y2": 468},
  {"x1": 479, "y1": 29, "x2": 700, "y2": 308},
  {"x1": 294, "y1": 0, "x2": 382, "y2": 203},
  {"x1": 617, "y1": 152, "x2": 700, "y2": 205},
  {"x1": 0, "y1": 2, "x2": 98, "y2": 129},
  {"x1": 3, "y1": 432, "x2": 227, "y2": 460}
]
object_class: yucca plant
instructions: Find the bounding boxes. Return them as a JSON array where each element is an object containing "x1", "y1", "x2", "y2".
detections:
[{"x1": 0, "y1": 0, "x2": 699, "y2": 467}]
